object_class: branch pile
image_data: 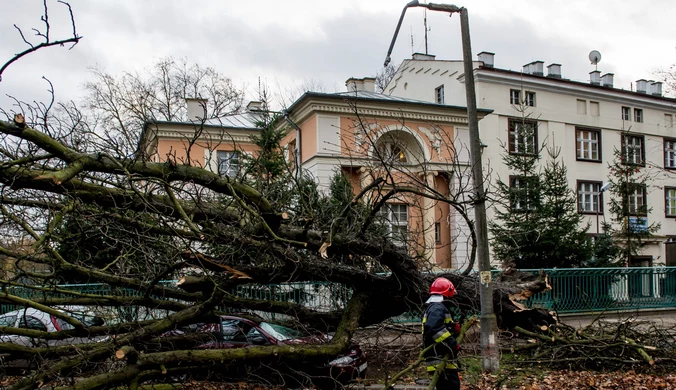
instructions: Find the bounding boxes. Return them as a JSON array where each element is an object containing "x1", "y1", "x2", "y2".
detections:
[{"x1": 509, "y1": 318, "x2": 676, "y2": 371}]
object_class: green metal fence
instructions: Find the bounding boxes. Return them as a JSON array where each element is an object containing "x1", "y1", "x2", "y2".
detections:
[
  {"x1": 1, "y1": 267, "x2": 675, "y2": 319},
  {"x1": 521, "y1": 267, "x2": 676, "y2": 313}
]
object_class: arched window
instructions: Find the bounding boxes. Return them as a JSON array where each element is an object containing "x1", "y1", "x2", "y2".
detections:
[
  {"x1": 374, "y1": 129, "x2": 425, "y2": 164},
  {"x1": 378, "y1": 142, "x2": 408, "y2": 163}
]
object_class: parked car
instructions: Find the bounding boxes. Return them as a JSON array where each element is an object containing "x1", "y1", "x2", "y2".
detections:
[
  {"x1": 162, "y1": 315, "x2": 367, "y2": 386},
  {"x1": 0, "y1": 307, "x2": 106, "y2": 370}
]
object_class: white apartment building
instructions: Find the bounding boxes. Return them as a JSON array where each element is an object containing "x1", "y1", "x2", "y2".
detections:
[{"x1": 385, "y1": 52, "x2": 676, "y2": 267}]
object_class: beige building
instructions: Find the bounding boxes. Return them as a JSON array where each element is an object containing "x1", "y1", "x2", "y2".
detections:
[
  {"x1": 141, "y1": 80, "x2": 491, "y2": 270},
  {"x1": 385, "y1": 52, "x2": 676, "y2": 267}
]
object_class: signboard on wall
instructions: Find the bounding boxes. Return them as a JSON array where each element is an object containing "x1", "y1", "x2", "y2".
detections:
[{"x1": 628, "y1": 217, "x2": 648, "y2": 233}]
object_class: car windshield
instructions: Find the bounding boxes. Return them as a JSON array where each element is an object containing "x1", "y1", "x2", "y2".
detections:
[
  {"x1": 259, "y1": 322, "x2": 307, "y2": 341},
  {"x1": 55, "y1": 313, "x2": 105, "y2": 330}
]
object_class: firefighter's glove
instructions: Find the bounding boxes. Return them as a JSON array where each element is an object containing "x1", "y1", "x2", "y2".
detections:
[{"x1": 452, "y1": 323, "x2": 461, "y2": 334}]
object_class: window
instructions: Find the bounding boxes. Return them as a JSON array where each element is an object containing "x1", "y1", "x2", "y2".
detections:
[
  {"x1": 380, "y1": 204, "x2": 408, "y2": 245},
  {"x1": 665, "y1": 139, "x2": 676, "y2": 169},
  {"x1": 435, "y1": 222, "x2": 441, "y2": 244},
  {"x1": 628, "y1": 185, "x2": 647, "y2": 216},
  {"x1": 577, "y1": 99, "x2": 587, "y2": 115},
  {"x1": 510, "y1": 89, "x2": 520, "y2": 105},
  {"x1": 622, "y1": 135, "x2": 645, "y2": 165},
  {"x1": 666, "y1": 114, "x2": 674, "y2": 128},
  {"x1": 435, "y1": 85, "x2": 445, "y2": 104},
  {"x1": 0, "y1": 314, "x2": 16, "y2": 327},
  {"x1": 590, "y1": 101, "x2": 600, "y2": 116},
  {"x1": 575, "y1": 128, "x2": 601, "y2": 161},
  {"x1": 524, "y1": 91, "x2": 536, "y2": 107},
  {"x1": 508, "y1": 118, "x2": 538, "y2": 155},
  {"x1": 622, "y1": 106, "x2": 631, "y2": 121},
  {"x1": 634, "y1": 108, "x2": 643, "y2": 123},
  {"x1": 259, "y1": 322, "x2": 305, "y2": 341},
  {"x1": 378, "y1": 142, "x2": 408, "y2": 163},
  {"x1": 217, "y1": 151, "x2": 240, "y2": 177},
  {"x1": 18, "y1": 316, "x2": 47, "y2": 331},
  {"x1": 287, "y1": 140, "x2": 297, "y2": 163},
  {"x1": 509, "y1": 176, "x2": 538, "y2": 211},
  {"x1": 666, "y1": 188, "x2": 676, "y2": 217},
  {"x1": 221, "y1": 320, "x2": 252, "y2": 343},
  {"x1": 577, "y1": 181, "x2": 603, "y2": 214}
]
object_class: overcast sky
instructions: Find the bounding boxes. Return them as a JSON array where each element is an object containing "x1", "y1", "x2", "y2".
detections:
[{"x1": 1, "y1": 0, "x2": 675, "y2": 111}]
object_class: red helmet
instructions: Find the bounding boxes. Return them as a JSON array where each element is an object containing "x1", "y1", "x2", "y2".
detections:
[{"x1": 430, "y1": 277, "x2": 456, "y2": 298}]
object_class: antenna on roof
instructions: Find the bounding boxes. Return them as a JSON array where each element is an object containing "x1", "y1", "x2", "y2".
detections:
[
  {"x1": 589, "y1": 50, "x2": 602, "y2": 71},
  {"x1": 423, "y1": 9, "x2": 429, "y2": 55},
  {"x1": 410, "y1": 25, "x2": 414, "y2": 55}
]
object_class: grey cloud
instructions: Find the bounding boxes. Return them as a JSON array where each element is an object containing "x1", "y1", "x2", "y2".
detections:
[{"x1": 1, "y1": 0, "x2": 674, "y2": 112}]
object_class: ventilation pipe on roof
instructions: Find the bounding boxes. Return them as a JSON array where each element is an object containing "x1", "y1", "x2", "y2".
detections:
[
  {"x1": 636, "y1": 79, "x2": 648, "y2": 93},
  {"x1": 346, "y1": 77, "x2": 376, "y2": 92},
  {"x1": 186, "y1": 98, "x2": 207, "y2": 121},
  {"x1": 546, "y1": 63, "x2": 561, "y2": 78},
  {"x1": 531, "y1": 61, "x2": 544, "y2": 76},
  {"x1": 601, "y1": 73, "x2": 614, "y2": 87},
  {"x1": 412, "y1": 53, "x2": 436, "y2": 61},
  {"x1": 477, "y1": 51, "x2": 494, "y2": 68},
  {"x1": 652, "y1": 81, "x2": 663, "y2": 96},
  {"x1": 589, "y1": 71, "x2": 601, "y2": 85},
  {"x1": 246, "y1": 101, "x2": 264, "y2": 112}
]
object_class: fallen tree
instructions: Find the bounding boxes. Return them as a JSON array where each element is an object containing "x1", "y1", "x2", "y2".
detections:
[
  {"x1": 0, "y1": 114, "x2": 554, "y2": 388},
  {"x1": 0, "y1": 3, "x2": 554, "y2": 389}
]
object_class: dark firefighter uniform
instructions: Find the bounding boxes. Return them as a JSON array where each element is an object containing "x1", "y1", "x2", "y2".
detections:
[{"x1": 422, "y1": 301, "x2": 461, "y2": 390}]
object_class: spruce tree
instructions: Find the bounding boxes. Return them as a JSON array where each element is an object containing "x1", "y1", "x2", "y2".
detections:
[
  {"x1": 490, "y1": 121, "x2": 592, "y2": 268},
  {"x1": 489, "y1": 118, "x2": 542, "y2": 268},
  {"x1": 602, "y1": 132, "x2": 660, "y2": 265},
  {"x1": 537, "y1": 147, "x2": 592, "y2": 268}
]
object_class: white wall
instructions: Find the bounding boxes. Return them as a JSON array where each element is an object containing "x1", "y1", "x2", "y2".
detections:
[
  {"x1": 390, "y1": 58, "x2": 676, "y2": 268},
  {"x1": 386, "y1": 60, "x2": 482, "y2": 107}
]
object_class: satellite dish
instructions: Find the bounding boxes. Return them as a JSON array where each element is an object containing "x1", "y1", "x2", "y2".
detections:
[{"x1": 589, "y1": 50, "x2": 602, "y2": 65}]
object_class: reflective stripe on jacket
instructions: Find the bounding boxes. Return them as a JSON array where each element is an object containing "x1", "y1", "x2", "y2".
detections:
[{"x1": 422, "y1": 301, "x2": 459, "y2": 371}]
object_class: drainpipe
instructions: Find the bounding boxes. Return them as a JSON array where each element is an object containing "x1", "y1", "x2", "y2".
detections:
[{"x1": 282, "y1": 110, "x2": 302, "y2": 181}]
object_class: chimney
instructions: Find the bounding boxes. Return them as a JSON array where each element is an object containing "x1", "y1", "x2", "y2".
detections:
[
  {"x1": 362, "y1": 77, "x2": 376, "y2": 92},
  {"x1": 546, "y1": 63, "x2": 562, "y2": 78},
  {"x1": 246, "y1": 101, "x2": 264, "y2": 112},
  {"x1": 647, "y1": 80, "x2": 655, "y2": 95},
  {"x1": 477, "y1": 51, "x2": 494, "y2": 68},
  {"x1": 522, "y1": 62, "x2": 533, "y2": 74},
  {"x1": 651, "y1": 81, "x2": 663, "y2": 96},
  {"x1": 636, "y1": 79, "x2": 648, "y2": 93},
  {"x1": 412, "y1": 53, "x2": 436, "y2": 61},
  {"x1": 589, "y1": 71, "x2": 601, "y2": 85},
  {"x1": 186, "y1": 98, "x2": 207, "y2": 121},
  {"x1": 531, "y1": 61, "x2": 544, "y2": 76},
  {"x1": 601, "y1": 73, "x2": 614, "y2": 87},
  {"x1": 345, "y1": 77, "x2": 375, "y2": 92}
]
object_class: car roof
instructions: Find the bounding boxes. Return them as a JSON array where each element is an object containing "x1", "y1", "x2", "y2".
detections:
[
  {"x1": 1, "y1": 308, "x2": 50, "y2": 317},
  {"x1": 220, "y1": 315, "x2": 261, "y2": 326}
]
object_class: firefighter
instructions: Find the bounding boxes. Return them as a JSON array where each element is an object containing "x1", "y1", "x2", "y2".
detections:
[{"x1": 422, "y1": 277, "x2": 461, "y2": 390}]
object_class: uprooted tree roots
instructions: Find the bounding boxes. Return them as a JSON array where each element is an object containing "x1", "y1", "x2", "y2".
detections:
[{"x1": 508, "y1": 318, "x2": 676, "y2": 371}]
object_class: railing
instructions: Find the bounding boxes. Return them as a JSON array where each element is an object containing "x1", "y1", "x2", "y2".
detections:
[
  {"x1": 1, "y1": 267, "x2": 675, "y2": 320},
  {"x1": 520, "y1": 267, "x2": 676, "y2": 313}
]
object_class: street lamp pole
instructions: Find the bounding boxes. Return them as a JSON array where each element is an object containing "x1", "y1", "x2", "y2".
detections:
[
  {"x1": 597, "y1": 182, "x2": 610, "y2": 234},
  {"x1": 384, "y1": 1, "x2": 500, "y2": 372}
]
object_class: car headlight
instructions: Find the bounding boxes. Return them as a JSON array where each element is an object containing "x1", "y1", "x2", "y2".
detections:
[{"x1": 328, "y1": 356, "x2": 355, "y2": 366}]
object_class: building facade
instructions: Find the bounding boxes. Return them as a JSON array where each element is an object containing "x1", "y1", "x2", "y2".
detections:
[
  {"x1": 141, "y1": 80, "x2": 490, "y2": 271},
  {"x1": 385, "y1": 52, "x2": 676, "y2": 267}
]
